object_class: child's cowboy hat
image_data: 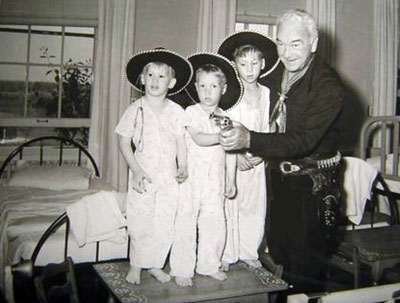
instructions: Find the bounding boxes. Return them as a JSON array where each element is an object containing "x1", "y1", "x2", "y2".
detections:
[
  {"x1": 217, "y1": 30, "x2": 279, "y2": 78},
  {"x1": 126, "y1": 48, "x2": 193, "y2": 96},
  {"x1": 186, "y1": 52, "x2": 243, "y2": 111}
]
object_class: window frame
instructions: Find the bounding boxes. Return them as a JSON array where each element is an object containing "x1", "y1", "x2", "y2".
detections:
[{"x1": 0, "y1": 24, "x2": 96, "y2": 130}]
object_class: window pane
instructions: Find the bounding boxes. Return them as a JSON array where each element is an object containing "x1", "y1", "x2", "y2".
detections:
[
  {"x1": 0, "y1": 65, "x2": 26, "y2": 118},
  {"x1": 61, "y1": 66, "x2": 92, "y2": 118},
  {"x1": 64, "y1": 35, "x2": 93, "y2": 65},
  {"x1": 248, "y1": 24, "x2": 276, "y2": 39},
  {"x1": 30, "y1": 26, "x2": 62, "y2": 65},
  {"x1": 56, "y1": 127, "x2": 89, "y2": 146},
  {"x1": 235, "y1": 23, "x2": 246, "y2": 31},
  {"x1": 0, "y1": 26, "x2": 28, "y2": 63},
  {"x1": 27, "y1": 66, "x2": 59, "y2": 118}
]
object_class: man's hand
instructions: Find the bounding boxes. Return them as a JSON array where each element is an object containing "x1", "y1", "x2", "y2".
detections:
[
  {"x1": 131, "y1": 169, "x2": 152, "y2": 194},
  {"x1": 219, "y1": 120, "x2": 250, "y2": 151},
  {"x1": 175, "y1": 166, "x2": 188, "y2": 183}
]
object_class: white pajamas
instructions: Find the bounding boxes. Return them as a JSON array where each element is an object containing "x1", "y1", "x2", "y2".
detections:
[
  {"x1": 184, "y1": 104, "x2": 227, "y2": 275},
  {"x1": 223, "y1": 84, "x2": 270, "y2": 264},
  {"x1": 115, "y1": 98, "x2": 193, "y2": 276}
]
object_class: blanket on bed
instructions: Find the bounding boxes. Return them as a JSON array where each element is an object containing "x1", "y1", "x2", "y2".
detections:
[{"x1": 67, "y1": 191, "x2": 127, "y2": 247}]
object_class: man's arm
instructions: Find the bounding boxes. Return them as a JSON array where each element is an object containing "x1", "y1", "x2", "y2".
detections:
[
  {"x1": 250, "y1": 82, "x2": 344, "y2": 159},
  {"x1": 220, "y1": 66, "x2": 345, "y2": 160}
]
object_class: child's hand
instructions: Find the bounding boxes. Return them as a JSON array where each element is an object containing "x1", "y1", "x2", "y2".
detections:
[
  {"x1": 237, "y1": 153, "x2": 253, "y2": 171},
  {"x1": 131, "y1": 169, "x2": 152, "y2": 194},
  {"x1": 248, "y1": 155, "x2": 263, "y2": 167},
  {"x1": 175, "y1": 167, "x2": 188, "y2": 183},
  {"x1": 224, "y1": 182, "x2": 237, "y2": 199}
]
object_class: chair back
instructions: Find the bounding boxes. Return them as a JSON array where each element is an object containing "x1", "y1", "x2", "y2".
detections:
[{"x1": 34, "y1": 257, "x2": 80, "y2": 303}]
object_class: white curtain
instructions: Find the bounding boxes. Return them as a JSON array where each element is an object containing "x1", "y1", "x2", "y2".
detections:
[
  {"x1": 196, "y1": 0, "x2": 237, "y2": 52},
  {"x1": 372, "y1": 0, "x2": 398, "y2": 116},
  {"x1": 88, "y1": 0, "x2": 135, "y2": 191},
  {"x1": 304, "y1": 0, "x2": 336, "y2": 66}
]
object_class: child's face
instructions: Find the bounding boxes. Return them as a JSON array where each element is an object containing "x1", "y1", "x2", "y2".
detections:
[
  {"x1": 141, "y1": 64, "x2": 176, "y2": 97},
  {"x1": 195, "y1": 72, "x2": 227, "y2": 109},
  {"x1": 234, "y1": 51, "x2": 265, "y2": 85}
]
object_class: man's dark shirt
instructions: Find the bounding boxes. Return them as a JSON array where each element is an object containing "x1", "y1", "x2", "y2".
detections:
[{"x1": 250, "y1": 55, "x2": 345, "y2": 160}]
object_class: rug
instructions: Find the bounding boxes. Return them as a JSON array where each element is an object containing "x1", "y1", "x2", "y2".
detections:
[{"x1": 94, "y1": 261, "x2": 288, "y2": 303}]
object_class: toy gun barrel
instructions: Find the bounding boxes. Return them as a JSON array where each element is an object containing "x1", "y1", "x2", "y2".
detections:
[{"x1": 209, "y1": 112, "x2": 233, "y2": 131}]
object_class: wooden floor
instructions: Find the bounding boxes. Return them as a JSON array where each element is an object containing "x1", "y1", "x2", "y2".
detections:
[{"x1": 93, "y1": 261, "x2": 288, "y2": 303}]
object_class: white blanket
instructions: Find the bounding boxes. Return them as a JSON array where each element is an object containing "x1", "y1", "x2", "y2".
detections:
[{"x1": 67, "y1": 191, "x2": 127, "y2": 247}]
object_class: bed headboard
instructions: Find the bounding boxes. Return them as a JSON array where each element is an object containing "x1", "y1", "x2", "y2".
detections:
[
  {"x1": 360, "y1": 116, "x2": 400, "y2": 181},
  {"x1": 0, "y1": 136, "x2": 100, "y2": 181}
]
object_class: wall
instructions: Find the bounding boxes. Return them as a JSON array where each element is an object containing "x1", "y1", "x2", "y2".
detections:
[
  {"x1": 336, "y1": 0, "x2": 375, "y2": 154},
  {"x1": 134, "y1": 0, "x2": 199, "y2": 56},
  {"x1": 237, "y1": 0, "x2": 301, "y2": 17}
]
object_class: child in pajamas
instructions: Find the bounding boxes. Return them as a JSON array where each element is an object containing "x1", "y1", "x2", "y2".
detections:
[
  {"x1": 217, "y1": 30, "x2": 280, "y2": 270},
  {"x1": 184, "y1": 53, "x2": 243, "y2": 281},
  {"x1": 115, "y1": 48, "x2": 194, "y2": 287}
]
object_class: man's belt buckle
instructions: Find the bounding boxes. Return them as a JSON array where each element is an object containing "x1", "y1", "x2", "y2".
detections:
[{"x1": 280, "y1": 161, "x2": 301, "y2": 174}]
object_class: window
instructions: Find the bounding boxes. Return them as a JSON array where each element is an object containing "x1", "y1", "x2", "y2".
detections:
[
  {"x1": 0, "y1": 25, "x2": 95, "y2": 146},
  {"x1": 235, "y1": 14, "x2": 277, "y2": 40}
]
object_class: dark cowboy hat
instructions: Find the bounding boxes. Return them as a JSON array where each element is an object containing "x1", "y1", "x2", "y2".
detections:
[
  {"x1": 217, "y1": 30, "x2": 280, "y2": 78},
  {"x1": 126, "y1": 48, "x2": 193, "y2": 96},
  {"x1": 186, "y1": 52, "x2": 243, "y2": 112}
]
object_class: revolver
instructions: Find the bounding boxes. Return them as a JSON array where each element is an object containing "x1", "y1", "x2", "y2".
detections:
[{"x1": 209, "y1": 112, "x2": 233, "y2": 131}]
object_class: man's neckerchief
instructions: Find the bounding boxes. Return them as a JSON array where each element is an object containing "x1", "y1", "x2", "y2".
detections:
[{"x1": 269, "y1": 54, "x2": 315, "y2": 133}]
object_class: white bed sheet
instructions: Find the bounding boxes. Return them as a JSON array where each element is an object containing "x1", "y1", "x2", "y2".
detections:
[
  {"x1": 367, "y1": 155, "x2": 400, "y2": 215},
  {"x1": 367, "y1": 155, "x2": 400, "y2": 194},
  {"x1": 0, "y1": 177, "x2": 128, "y2": 292}
]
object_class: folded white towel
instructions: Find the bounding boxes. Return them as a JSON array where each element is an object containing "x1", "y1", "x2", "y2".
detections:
[
  {"x1": 343, "y1": 157, "x2": 378, "y2": 225},
  {"x1": 67, "y1": 191, "x2": 127, "y2": 247}
]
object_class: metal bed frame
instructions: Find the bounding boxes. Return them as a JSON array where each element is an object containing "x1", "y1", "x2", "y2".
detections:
[{"x1": 0, "y1": 136, "x2": 129, "y2": 266}]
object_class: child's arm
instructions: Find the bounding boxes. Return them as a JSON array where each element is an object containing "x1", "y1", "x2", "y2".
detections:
[
  {"x1": 237, "y1": 153, "x2": 254, "y2": 171},
  {"x1": 175, "y1": 133, "x2": 188, "y2": 183},
  {"x1": 186, "y1": 126, "x2": 219, "y2": 147},
  {"x1": 248, "y1": 154, "x2": 264, "y2": 167},
  {"x1": 224, "y1": 152, "x2": 237, "y2": 199},
  {"x1": 119, "y1": 135, "x2": 151, "y2": 193}
]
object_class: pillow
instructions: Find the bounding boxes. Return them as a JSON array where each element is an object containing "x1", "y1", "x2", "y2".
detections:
[{"x1": 8, "y1": 161, "x2": 92, "y2": 191}]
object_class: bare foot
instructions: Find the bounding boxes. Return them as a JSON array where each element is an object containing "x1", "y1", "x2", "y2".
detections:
[
  {"x1": 221, "y1": 261, "x2": 230, "y2": 272},
  {"x1": 148, "y1": 268, "x2": 171, "y2": 283},
  {"x1": 243, "y1": 259, "x2": 262, "y2": 268},
  {"x1": 209, "y1": 270, "x2": 227, "y2": 281},
  {"x1": 126, "y1": 266, "x2": 141, "y2": 284},
  {"x1": 175, "y1": 276, "x2": 193, "y2": 287}
]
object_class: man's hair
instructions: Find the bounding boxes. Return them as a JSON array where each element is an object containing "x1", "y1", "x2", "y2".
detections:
[
  {"x1": 277, "y1": 9, "x2": 318, "y2": 41},
  {"x1": 232, "y1": 44, "x2": 264, "y2": 60},
  {"x1": 142, "y1": 61, "x2": 176, "y2": 78},
  {"x1": 195, "y1": 64, "x2": 227, "y2": 85}
]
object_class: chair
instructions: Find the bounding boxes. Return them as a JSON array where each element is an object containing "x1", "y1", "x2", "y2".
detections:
[
  {"x1": 331, "y1": 157, "x2": 400, "y2": 288},
  {"x1": 34, "y1": 257, "x2": 80, "y2": 303}
]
